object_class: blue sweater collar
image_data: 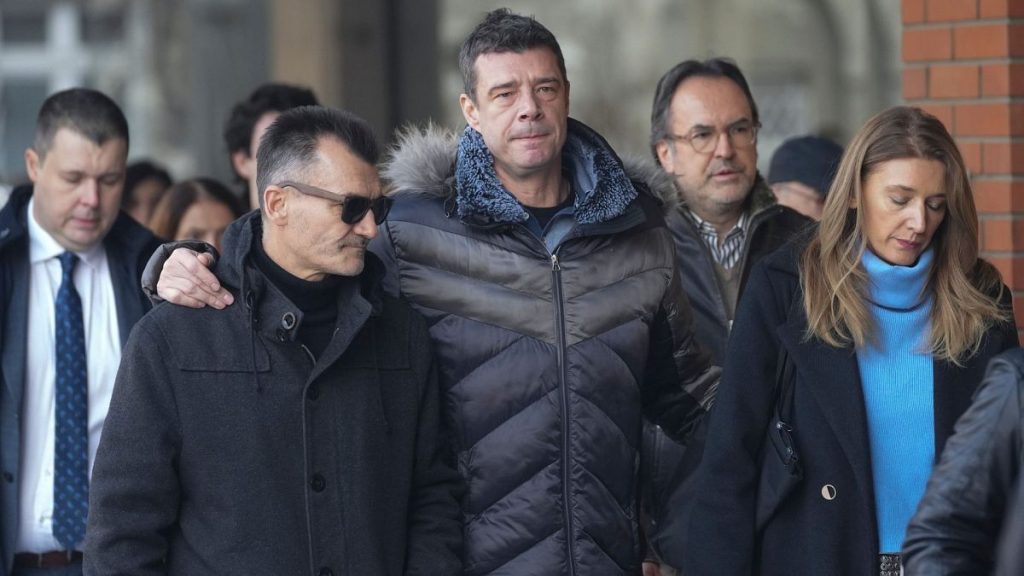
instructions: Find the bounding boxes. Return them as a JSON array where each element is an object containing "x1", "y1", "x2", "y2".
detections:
[
  {"x1": 452, "y1": 118, "x2": 638, "y2": 226},
  {"x1": 862, "y1": 247, "x2": 934, "y2": 310}
]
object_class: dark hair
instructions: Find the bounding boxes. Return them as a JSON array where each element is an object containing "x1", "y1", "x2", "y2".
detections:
[
  {"x1": 223, "y1": 83, "x2": 319, "y2": 170},
  {"x1": 458, "y1": 8, "x2": 567, "y2": 99},
  {"x1": 255, "y1": 106, "x2": 379, "y2": 210},
  {"x1": 649, "y1": 58, "x2": 759, "y2": 159},
  {"x1": 121, "y1": 160, "x2": 173, "y2": 210},
  {"x1": 149, "y1": 177, "x2": 245, "y2": 241},
  {"x1": 34, "y1": 87, "x2": 129, "y2": 160}
]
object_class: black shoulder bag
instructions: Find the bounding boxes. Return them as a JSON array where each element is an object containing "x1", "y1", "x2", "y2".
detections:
[{"x1": 754, "y1": 345, "x2": 803, "y2": 532}]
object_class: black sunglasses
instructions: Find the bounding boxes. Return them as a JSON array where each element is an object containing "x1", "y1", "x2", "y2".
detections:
[{"x1": 277, "y1": 180, "x2": 391, "y2": 225}]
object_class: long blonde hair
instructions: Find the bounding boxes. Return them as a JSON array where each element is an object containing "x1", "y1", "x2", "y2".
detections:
[{"x1": 801, "y1": 106, "x2": 1007, "y2": 364}]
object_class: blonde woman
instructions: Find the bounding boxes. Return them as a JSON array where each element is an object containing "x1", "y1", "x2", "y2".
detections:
[{"x1": 678, "y1": 106, "x2": 1017, "y2": 575}]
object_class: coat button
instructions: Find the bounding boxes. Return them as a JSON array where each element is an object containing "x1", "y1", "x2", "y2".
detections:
[
  {"x1": 310, "y1": 473, "x2": 326, "y2": 492},
  {"x1": 318, "y1": 568, "x2": 333, "y2": 576},
  {"x1": 821, "y1": 484, "x2": 837, "y2": 500},
  {"x1": 281, "y1": 312, "x2": 297, "y2": 330},
  {"x1": 2, "y1": 471, "x2": 12, "y2": 483},
  {"x1": 307, "y1": 385, "x2": 319, "y2": 401}
]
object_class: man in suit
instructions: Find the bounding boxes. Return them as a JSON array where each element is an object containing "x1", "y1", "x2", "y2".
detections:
[{"x1": 0, "y1": 88, "x2": 161, "y2": 575}]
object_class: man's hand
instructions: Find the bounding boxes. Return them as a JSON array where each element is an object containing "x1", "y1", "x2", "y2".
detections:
[{"x1": 156, "y1": 248, "x2": 234, "y2": 309}]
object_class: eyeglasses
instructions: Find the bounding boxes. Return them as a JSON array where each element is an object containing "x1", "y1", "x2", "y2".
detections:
[
  {"x1": 277, "y1": 180, "x2": 391, "y2": 225},
  {"x1": 665, "y1": 120, "x2": 761, "y2": 154}
]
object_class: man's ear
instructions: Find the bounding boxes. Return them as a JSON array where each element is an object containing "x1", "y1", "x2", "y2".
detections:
[
  {"x1": 459, "y1": 94, "x2": 480, "y2": 130},
  {"x1": 262, "y1": 185, "x2": 289, "y2": 225},
  {"x1": 655, "y1": 140, "x2": 674, "y2": 174},
  {"x1": 24, "y1": 148, "x2": 40, "y2": 182},
  {"x1": 231, "y1": 150, "x2": 254, "y2": 181}
]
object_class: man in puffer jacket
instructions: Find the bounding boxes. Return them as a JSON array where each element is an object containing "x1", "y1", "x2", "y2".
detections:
[
  {"x1": 374, "y1": 11, "x2": 718, "y2": 574},
  {"x1": 147, "y1": 9, "x2": 719, "y2": 576},
  {"x1": 902, "y1": 348, "x2": 1024, "y2": 574}
]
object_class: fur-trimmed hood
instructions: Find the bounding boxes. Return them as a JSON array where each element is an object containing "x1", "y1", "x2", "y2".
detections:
[{"x1": 382, "y1": 118, "x2": 677, "y2": 225}]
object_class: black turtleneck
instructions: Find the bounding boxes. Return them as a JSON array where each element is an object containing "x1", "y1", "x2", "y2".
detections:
[
  {"x1": 251, "y1": 240, "x2": 351, "y2": 359},
  {"x1": 525, "y1": 189, "x2": 575, "y2": 231}
]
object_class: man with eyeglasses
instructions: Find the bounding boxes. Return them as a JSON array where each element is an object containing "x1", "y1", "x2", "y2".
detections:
[
  {"x1": 83, "y1": 105, "x2": 463, "y2": 576},
  {"x1": 639, "y1": 58, "x2": 810, "y2": 576}
]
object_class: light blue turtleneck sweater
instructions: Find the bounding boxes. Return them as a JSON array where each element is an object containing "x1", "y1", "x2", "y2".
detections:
[{"x1": 856, "y1": 247, "x2": 935, "y2": 554}]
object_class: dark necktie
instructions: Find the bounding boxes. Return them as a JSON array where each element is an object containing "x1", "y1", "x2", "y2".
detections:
[{"x1": 52, "y1": 251, "x2": 88, "y2": 550}]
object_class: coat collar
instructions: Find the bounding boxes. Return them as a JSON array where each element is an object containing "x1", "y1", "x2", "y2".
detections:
[
  {"x1": 451, "y1": 118, "x2": 638, "y2": 227},
  {"x1": 216, "y1": 211, "x2": 384, "y2": 379}
]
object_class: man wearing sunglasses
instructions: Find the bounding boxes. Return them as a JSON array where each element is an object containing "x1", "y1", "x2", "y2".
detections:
[{"x1": 84, "y1": 106, "x2": 462, "y2": 576}]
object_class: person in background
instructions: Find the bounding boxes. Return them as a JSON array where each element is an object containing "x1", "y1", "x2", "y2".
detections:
[
  {"x1": 121, "y1": 159, "x2": 172, "y2": 228},
  {"x1": 675, "y1": 106, "x2": 1017, "y2": 576},
  {"x1": 148, "y1": 177, "x2": 244, "y2": 251},
  {"x1": 767, "y1": 135, "x2": 844, "y2": 221},
  {"x1": 642, "y1": 58, "x2": 810, "y2": 575},
  {"x1": 224, "y1": 83, "x2": 318, "y2": 210},
  {"x1": 0, "y1": 87, "x2": 161, "y2": 575}
]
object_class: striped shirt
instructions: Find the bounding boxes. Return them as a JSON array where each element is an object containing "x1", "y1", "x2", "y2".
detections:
[{"x1": 688, "y1": 209, "x2": 749, "y2": 269}]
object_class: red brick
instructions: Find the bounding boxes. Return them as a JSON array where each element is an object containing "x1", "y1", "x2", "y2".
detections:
[
  {"x1": 954, "y1": 24, "x2": 1008, "y2": 59},
  {"x1": 954, "y1": 102, "x2": 1024, "y2": 136},
  {"x1": 920, "y1": 103, "x2": 954, "y2": 131},
  {"x1": 983, "y1": 142, "x2": 1024, "y2": 175},
  {"x1": 929, "y1": 64, "x2": 979, "y2": 99},
  {"x1": 904, "y1": 27, "x2": 953, "y2": 62},
  {"x1": 927, "y1": 0, "x2": 977, "y2": 21},
  {"x1": 984, "y1": 62, "x2": 1024, "y2": 97},
  {"x1": 980, "y1": 0, "x2": 1024, "y2": 18},
  {"x1": 903, "y1": 68, "x2": 928, "y2": 100},
  {"x1": 973, "y1": 179, "x2": 1024, "y2": 213},
  {"x1": 904, "y1": 0, "x2": 926, "y2": 22},
  {"x1": 1013, "y1": 23, "x2": 1024, "y2": 56},
  {"x1": 983, "y1": 218, "x2": 1015, "y2": 250},
  {"x1": 959, "y1": 140, "x2": 983, "y2": 174}
]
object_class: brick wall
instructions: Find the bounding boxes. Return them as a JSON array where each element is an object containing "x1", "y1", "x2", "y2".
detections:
[{"x1": 903, "y1": 0, "x2": 1024, "y2": 331}]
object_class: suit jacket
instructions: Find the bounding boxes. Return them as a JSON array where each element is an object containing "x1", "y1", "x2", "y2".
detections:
[
  {"x1": 0, "y1": 184, "x2": 160, "y2": 573},
  {"x1": 673, "y1": 240, "x2": 1018, "y2": 576}
]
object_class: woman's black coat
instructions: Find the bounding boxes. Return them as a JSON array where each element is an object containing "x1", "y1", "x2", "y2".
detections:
[{"x1": 675, "y1": 241, "x2": 1018, "y2": 576}]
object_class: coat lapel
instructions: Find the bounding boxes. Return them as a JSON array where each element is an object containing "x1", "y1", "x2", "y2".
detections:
[{"x1": 776, "y1": 310, "x2": 876, "y2": 517}]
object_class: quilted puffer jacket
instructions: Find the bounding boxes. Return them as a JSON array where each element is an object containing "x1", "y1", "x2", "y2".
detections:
[{"x1": 373, "y1": 118, "x2": 719, "y2": 576}]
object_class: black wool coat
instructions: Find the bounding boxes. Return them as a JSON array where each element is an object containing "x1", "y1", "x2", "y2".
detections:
[
  {"x1": 84, "y1": 212, "x2": 463, "y2": 576},
  {"x1": 672, "y1": 240, "x2": 1017, "y2": 576}
]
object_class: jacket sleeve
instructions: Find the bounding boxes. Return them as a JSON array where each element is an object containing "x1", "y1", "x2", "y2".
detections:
[
  {"x1": 404, "y1": 349, "x2": 464, "y2": 575},
  {"x1": 139, "y1": 240, "x2": 219, "y2": 304},
  {"x1": 672, "y1": 260, "x2": 788, "y2": 575},
  {"x1": 641, "y1": 258, "x2": 720, "y2": 444},
  {"x1": 902, "y1": 351, "x2": 1024, "y2": 575},
  {"x1": 83, "y1": 319, "x2": 182, "y2": 576}
]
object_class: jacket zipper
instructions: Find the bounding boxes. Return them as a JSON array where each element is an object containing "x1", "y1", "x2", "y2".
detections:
[{"x1": 550, "y1": 252, "x2": 576, "y2": 576}]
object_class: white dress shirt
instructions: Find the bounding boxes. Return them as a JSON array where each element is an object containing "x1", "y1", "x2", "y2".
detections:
[{"x1": 17, "y1": 198, "x2": 120, "y2": 553}]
